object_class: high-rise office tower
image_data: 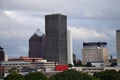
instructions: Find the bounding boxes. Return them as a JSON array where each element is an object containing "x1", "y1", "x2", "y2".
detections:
[
  {"x1": 116, "y1": 30, "x2": 120, "y2": 66},
  {"x1": 82, "y1": 42, "x2": 108, "y2": 67},
  {"x1": 45, "y1": 14, "x2": 68, "y2": 64},
  {"x1": 67, "y1": 29, "x2": 73, "y2": 65},
  {"x1": 29, "y1": 29, "x2": 46, "y2": 58}
]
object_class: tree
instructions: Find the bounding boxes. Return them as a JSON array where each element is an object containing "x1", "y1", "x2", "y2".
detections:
[
  {"x1": 9, "y1": 67, "x2": 17, "y2": 73},
  {"x1": 74, "y1": 60, "x2": 83, "y2": 67},
  {"x1": 68, "y1": 64, "x2": 73, "y2": 67},
  {"x1": 25, "y1": 72, "x2": 48, "y2": 80},
  {"x1": 110, "y1": 62, "x2": 117, "y2": 67},
  {"x1": 76, "y1": 60, "x2": 82, "y2": 66},
  {"x1": 49, "y1": 69, "x2": 98, "y2": 80},
  {"x1": 94, "y1": 70, "x2": 120, "y2": 80},
  {"x1": 86, "y1": 62, "x2": 92, "y2": 67},
  {"x1": 73, "y1": 60, "x2": 77, "y2": 66},
  {"x1": 4, "y1": 73, "x2": 25, "y2": 80}
]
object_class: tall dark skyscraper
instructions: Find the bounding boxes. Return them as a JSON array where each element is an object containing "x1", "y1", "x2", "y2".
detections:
[
  {"x1": 116, "y1": 30, "x2": 120, "y2": 66},
  {"x1": 45, "y1": 14, "x2": 68, "y2": 64},
  {"x1": 29, "y1": 29, "x2": 46, "y2": 58}
]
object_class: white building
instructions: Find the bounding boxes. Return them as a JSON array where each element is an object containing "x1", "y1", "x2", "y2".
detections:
[
  {"x1": 67, "y1": 29, "x2": 73, "y2": 65},
  {"x1": 4, "y1": 54, "x2": 8, "y2": 61},
  {"x1": 82, "y1": 42, "x2": 108, "y2": 67}
]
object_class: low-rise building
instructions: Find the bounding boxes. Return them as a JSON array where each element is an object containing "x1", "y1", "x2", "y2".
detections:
[
  {"x1": 30, "y1": 61, "x2": 58, "y2": 72},
  {"x1": 0, "y1": 56, "x2": 64, "y2": 77},
  {"x1": 0, "y1": 61, "x2": 30, "y2": 77},
  {"x1": 8, "y1": 56, "x2": 57, "y2": 72},
  {"x1": 72, "y1": 67, "x2": 120, "y2": 75},
  {"x1": 8, "y1": 56, "x2": 45, "y2": 62}
]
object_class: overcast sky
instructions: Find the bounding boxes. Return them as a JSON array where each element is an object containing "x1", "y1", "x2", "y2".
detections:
[{"x1": 0, "y1": 0, "x2": 120, "y2": 59}]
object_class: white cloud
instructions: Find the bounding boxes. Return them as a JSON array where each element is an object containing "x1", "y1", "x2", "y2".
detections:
[
  {"x1": 0, "y1": 11, "x2": 45, "y2": 40},
  {"x1": 68, "y1": 26, "x2": 107, "y2": 40},
  {"x1": 82, "y1": 10, "x2": 103, "y2": 18},
  {"x1": 4, "y1": 11, "x2": 28, "y2": 24},
  {"x1": 82, "y1": 11, "x2": 95, "y2": 18},
  {"x1": 3, "y1": 11, "x2": 45, "y2": 29}
]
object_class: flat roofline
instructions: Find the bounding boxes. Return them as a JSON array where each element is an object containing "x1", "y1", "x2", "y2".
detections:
[
  {"x1": 0, "y1": 61, "x2": 30, "y2": 63},
  {"x1": 45, "y1": 13, "x2": 66, "y2": 16},
  {"x1": 83, "y1": 42, "x2": 107, "y2": 44},
  {"x1": 83, "y1": 42, "x2": 107, "y2": 47},
  {"x1": 116, "y1": 30, "x2": 120, "y2": 32},
  {"x1": 0, "y1": 46, "x2": 3, "y2": 50},
  {"x1": 83, "y1": 42, "x2": 107, "y2": 43}
]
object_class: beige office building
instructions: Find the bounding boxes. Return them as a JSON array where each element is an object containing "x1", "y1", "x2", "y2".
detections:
[
  {"x1": 82, "y1": 42, "x2": 108, "y2": 67},
  {"x1": 116, "y1": 30, "x2": 120, "y2": 66}
]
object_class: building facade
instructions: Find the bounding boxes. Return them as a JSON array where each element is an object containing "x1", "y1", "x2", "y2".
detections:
[
  {"x1": 8, "y1": 56, "x2": 46, "y2": 62},
  {"x1": 116, "y1": 30, "x2": 120, "y2": 66},
  {"x1": 29, "y1": 29, "x2": 46, "y2": 58},
  {"x1": 0, "y1": 47, "x2": 8, "y2": 61},
  {"x1": 45, "y1": 14, "x2": 68, "y2": 64},
  {"x1": 82, "y1": 42, "x2": 108, "y2": 67},
  {"x1": 72, "y1": 67, "x2": 120, "y2": 75},
  {"x1": 0, "y1": 61, "x2": 30, "y2": 77}
]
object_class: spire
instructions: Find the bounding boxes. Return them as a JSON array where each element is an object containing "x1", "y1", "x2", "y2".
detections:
[{"x1": 34, "y1": 29, "x2": 43, "y2": 36}]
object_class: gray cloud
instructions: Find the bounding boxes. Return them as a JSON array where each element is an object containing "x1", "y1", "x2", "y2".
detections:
[{"x1": 0, "y1": 0, "x2": 120, "y2": 19}]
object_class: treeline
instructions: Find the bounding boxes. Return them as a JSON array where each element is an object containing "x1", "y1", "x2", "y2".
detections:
[{"x1": 4, "y1": 69, "x2": 120, "y2": 80}]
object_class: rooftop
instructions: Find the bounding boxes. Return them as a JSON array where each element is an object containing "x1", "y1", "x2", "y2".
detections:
[
  {"x1": 116, "y1": 30, "x2": 120, "y2": 32},
  {"x1": 34, "y1": 29, "x2": 44, "y2": 36},
  {"x1": 0, "y1": 46, "x2": 3, "y2": 51},
  {"x1": 83, "y1": 42, "x2": 107, "y2": 48}
]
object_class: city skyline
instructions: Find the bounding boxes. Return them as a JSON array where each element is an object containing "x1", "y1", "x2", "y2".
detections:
[{"x1": 0, "y1": 0, "x2": 120, "y2": 59}]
